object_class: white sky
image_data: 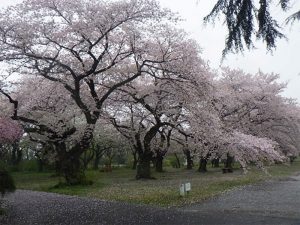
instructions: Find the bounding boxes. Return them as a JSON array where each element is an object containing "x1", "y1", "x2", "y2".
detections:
[
  {"x1": 159, "y1": 0, "x2": 300, "y2": 102},
  {"x1": 1, "y1": 0, "x2": 299, "y2": 101}
]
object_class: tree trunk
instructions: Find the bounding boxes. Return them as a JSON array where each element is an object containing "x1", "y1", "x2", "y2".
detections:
[
  {"x1": 135, "y1": 123, "x2": 161, "y2": 179},
  {"x1": 198, "y1": 157, "x2": 208, "y2": 172},
  {"x1": 11, "y1": 144, "x2": 16, "y2": 165},
  {"x1": 37, "y1": 158, "x2": 44, "y2": 172},
  {"x1": 223, "y1": 153, "x2": 234, "y2": 173},
  {"x1": 26, "y1": 148, "x2": 30, "y2": 160},
  {"x1": 55, "y1": 143, "x2": 88, "y2": 185},
  {"x1": 174, "y1": 153, "x2": 181, "y2": 168},
  {"x1": 81, "y1": 150, "x2": 94, "y2": 170},
  {"x1": 155, "y1": 155, "x2": 164, "y2": 172},
  {"x1": 184, "y1": 150, "x2": 193, "y2": 170},
  {"x1": 136, "y1": 152, "x2": 152, "y2": 179},
  {"x1": 289, "y1": 156, "x2": 296, "y2": 163},
  {"x1": 93, "y1": 154, "x2": 101, "y2": 170},
  {"x1": 131, "y1": 147, "x2": 139, "y2": 170},
  {"x1": 58, "y1": 124, "x2": 95, "y2": 185},
  {"x1": 136, "y1": 160, "x2": 151, "y2": 179},
  {"x1": 104, "y1": 158, "x2": 113, "y2": 172},
  {"x1": 11, "y1": 142, "x2": 21, "y2": 166},
  {"x1": 16, "y1": 146, "x2": 22, "y2": 164},
  {"x1": 62, "y1": 155, "x2": 86, "y2": 185},
  {"x1": 211, "y1": 158, "x2": 220, "y2": 168},
  {"x1": 132, "y1": 155, "x2": 138, "y2": 170}
]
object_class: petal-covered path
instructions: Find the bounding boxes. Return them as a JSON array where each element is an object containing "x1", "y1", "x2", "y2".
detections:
[{"x1": 1, "y1": 175, "x2": 300, "y2": 225}]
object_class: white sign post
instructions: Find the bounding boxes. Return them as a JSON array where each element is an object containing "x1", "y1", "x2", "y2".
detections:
[
  {"x1": 180, "y1": 184, "x2": 185, "y2": 196},
  {"x1": 185, "y1": 182, "x2": 191, "y2": 193},
  {"x1": 179, "y1": 182, "x2": 191, "y2": 196}
]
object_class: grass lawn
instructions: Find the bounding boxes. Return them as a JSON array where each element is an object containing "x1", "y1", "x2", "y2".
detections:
[{"x1": 12, "y1": 160, "x2": 300, "y2": 207}]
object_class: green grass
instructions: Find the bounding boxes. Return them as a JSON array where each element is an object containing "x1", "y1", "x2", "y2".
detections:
[{"x1": 12, "y1": 160, "x2": 300, "y2": 207}]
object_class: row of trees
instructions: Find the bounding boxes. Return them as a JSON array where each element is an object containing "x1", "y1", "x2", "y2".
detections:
[{"x1": 0, "y1": 0, "x2": 299, "y2": 185}]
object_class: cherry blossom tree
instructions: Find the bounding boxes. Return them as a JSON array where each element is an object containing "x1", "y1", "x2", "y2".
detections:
[
  {"x1": 0, "y1": 118, "x2": 23, "y2": 145},
  {"x1": 107, "y1": 87, "x2": 182, "y2": 177},
  {"x1": 1, "y1": 0, "x2": 298, "y2": 185},
  {"x1": 210, "y1": 68, "x2": 300, "y2": 170},
  {"x1": 105, "y1": 29, "x2": 213, "y2": 178},
  {"x1": 0, "y1": 0, "x2": 193, "y2": 184},
  {"x1": 162, "y1": 65, "x2": 297, "y2": 173}
]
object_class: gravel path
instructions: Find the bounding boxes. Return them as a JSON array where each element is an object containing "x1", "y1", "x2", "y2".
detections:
[
  {"x1": 183, "y1": 175, "x2": 300, "y2": 218},
  {"x1": 1, "y1": 175, "x2": 300, "y2": 225}
]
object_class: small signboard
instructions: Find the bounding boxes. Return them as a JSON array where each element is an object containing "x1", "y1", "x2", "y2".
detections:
[
  {"x1": 185, "y1": 182, "x2": 191, "y2": 192},
  {"x1": 179, "y1": 182, "x2": 191, "y2": 196}
]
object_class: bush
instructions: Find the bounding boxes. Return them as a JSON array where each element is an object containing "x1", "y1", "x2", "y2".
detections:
[{"x1": 0, "y1": 168, "x2": 16, "y2": 197}]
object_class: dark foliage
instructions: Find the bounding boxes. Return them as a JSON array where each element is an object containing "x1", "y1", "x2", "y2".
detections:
[
  {"x1": 205, "y1": 0, "x2": 298, "y2": 57},
  {"x1": 0, "y1": 169, "x2": 16, "y2": 197},
  {"x1": 286, "y1": 10, "x2": 300, "y2": 24}
]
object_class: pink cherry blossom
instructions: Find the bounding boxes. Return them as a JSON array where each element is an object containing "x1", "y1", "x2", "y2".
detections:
[{"x1": 0, "y1": 117, "x2": 23, "y2": 144}]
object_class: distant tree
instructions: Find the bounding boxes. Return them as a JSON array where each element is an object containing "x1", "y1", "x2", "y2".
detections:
[
  {"x1": 91, "y1": 124, "x2": 125, "y2": 171},
  {"x1": 205, "y1": 0, "x2": 300, "y2": 56}
]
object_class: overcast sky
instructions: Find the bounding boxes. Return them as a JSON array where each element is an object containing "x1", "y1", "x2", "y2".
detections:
[
  {"x1": 159, "y1": 0, "x2": 300, "y2": 102},
  {"x1": 1, "y1": 0, "x2": 299, "y2": 101}
]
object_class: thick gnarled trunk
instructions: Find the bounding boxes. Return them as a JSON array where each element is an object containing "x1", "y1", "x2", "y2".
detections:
[
  {"x1": 136, "y1": 150, "x2": 153, "y2": 179},
  {"x1": 55, "y1": 124, "x2": 95, "y2": 185},
  {"x1": 135, "y1": 124, "x2": 161, "y2": 179},
  {"x1": 62, "y1": 155, "x2": 86, "y2": 185},
  {"x1": 154, "y1": 148, "x2": 167, "y2": 172}
]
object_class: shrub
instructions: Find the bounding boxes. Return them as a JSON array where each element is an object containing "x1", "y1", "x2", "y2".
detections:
[{"x1": 0, "y1": 168, "x2": 16, "y2": 197}]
